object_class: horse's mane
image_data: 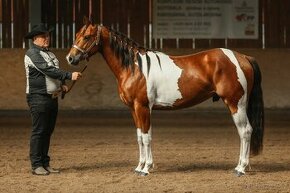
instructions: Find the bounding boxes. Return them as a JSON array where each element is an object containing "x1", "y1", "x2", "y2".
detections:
[{"x1": 108, "y1": 28, "x2": 151, "y2": 73}]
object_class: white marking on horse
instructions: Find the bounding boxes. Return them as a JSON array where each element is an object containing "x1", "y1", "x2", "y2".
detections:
[
  {"x1": 135, "y1": 128, "x2": 145, "y2": 172},
  {"x1": 135, "y1": 128, "x2": 153, "y2": 174},
  {"x1": 220, "y1": 48, "x2": 247, "y2": 95},
  {"x1": 221, "y1": 48, "x2": 248, "y2": 111},
  {"x1": 137, "y1": 52, "x2": 183, "y2": 108}
]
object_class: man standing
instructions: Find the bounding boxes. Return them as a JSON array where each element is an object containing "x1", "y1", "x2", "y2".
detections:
[{"x1": 24, "y1": 24, "x2": 81, "y2": 175}]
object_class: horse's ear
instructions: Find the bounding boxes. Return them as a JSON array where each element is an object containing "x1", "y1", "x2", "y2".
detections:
[{"x1": 83, "y1": 16, "x2": 90, "y2": 26}]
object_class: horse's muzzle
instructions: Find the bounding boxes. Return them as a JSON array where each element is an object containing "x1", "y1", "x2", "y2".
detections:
[{"x1": 66, "y1": 54, "x2": 81, "y2": 66}]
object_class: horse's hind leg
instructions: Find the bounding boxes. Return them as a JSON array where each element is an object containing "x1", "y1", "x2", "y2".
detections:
[{"x1": 228, "y1": 98, "x2": 253, "y2": 176}]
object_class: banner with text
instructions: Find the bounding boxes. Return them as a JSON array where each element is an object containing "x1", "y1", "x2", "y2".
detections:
[{"x1": 153, "y1": 0, "x2": 258, "y2": 39}]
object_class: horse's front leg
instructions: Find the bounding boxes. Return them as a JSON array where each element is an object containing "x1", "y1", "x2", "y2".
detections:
[
  {"x1": 131, "y1": 110, "x2": 146, "y2": 173},
  {"x1": 140, "y1": 126, "x2": 153, "y2": 176},
  {"x1": 132, "y1": 103, "x2": 153, "y2": 176}
]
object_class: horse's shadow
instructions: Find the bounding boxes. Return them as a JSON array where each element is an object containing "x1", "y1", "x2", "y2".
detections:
[
  {"x1": 160, "y1": 162, "x2": 290, "y2": 174},
  {"x1": 161, "y1": 162, "x2": 233, "y2": 173},
  {"x1": 60, "y1": 161, "x2": 133, "y2": 172},
  {"x1": 251, "y1": 163, "x2": 290, "y2": 173}
]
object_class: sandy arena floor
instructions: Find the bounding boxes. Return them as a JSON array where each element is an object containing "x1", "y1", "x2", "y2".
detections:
[{"x1": 0, "y1": 110, "x2": 290, "y2": 193}]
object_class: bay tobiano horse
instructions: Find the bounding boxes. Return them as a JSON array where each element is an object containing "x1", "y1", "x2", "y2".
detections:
[{"x1": 66, "y1": 17, "x2": 264, "y2": 177}]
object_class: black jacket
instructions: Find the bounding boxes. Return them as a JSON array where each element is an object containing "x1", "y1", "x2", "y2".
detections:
[{"x1": 24, "y1": 43, "x2": 72, "y2": 94}]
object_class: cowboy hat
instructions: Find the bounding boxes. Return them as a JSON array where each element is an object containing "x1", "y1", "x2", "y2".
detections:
[{"x1": 25, "y1": 23, "x2": 54, "y2": 39}]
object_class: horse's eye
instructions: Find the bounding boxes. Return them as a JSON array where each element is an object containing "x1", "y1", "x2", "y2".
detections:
[{"x1": 84, "y1": 35, "x2": 90, "y2": 40}]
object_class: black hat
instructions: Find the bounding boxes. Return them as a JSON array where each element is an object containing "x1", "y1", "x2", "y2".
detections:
[{"x1": 25, "y1": 23, "x2": 54, "y2": 39}]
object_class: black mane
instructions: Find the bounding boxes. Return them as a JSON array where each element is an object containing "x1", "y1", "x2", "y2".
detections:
[{"x1": 108, "y1": 28, "x2": 149, "y2": 72}]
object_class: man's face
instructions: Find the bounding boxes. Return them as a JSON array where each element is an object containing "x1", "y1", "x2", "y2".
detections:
[{"x1": 33, "y1": 32, "x2": 50, "y2": 48}]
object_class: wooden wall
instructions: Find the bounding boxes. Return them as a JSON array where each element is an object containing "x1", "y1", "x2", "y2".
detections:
[
  {"x1": 0, "y1": 0, "x2": 290, "y2": 49},
  {"x1": 1, "y1": 0, "x2": 29, "y2": 48}
]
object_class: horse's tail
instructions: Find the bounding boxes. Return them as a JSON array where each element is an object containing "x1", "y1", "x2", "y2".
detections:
[{"x1": 246, "y1": 57, "x2": 264, "y2": 156}]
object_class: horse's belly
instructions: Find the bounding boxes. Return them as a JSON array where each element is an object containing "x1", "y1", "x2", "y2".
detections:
[{"x1": 152, "y1": 92, "x2": 212, "y2": 109}]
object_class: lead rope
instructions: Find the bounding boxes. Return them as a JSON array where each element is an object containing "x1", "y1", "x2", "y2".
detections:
[{"x1": 61, "y1": 63, "x2": 88, "y2": 99}]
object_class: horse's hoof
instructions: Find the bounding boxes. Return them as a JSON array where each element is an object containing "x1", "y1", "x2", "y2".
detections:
[
  {"x1": 134, "y1": 170, "x2": 141, "y2": 174},
  {"x1": 234, "y1": 170, "x2": 245, "y2": 177},
  {"x1": 139, "y1": 172, "x2": 148, "y2": 176}
]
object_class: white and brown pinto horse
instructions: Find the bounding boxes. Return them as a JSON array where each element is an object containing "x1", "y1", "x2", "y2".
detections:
[{"x1": 66, "y1": 19, "x2": 264, "y2": 177}]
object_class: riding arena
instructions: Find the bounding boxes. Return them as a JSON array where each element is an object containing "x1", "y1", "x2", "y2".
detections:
[{"x1": 1, "y1": 0, "x2": 290, "y2": 192}]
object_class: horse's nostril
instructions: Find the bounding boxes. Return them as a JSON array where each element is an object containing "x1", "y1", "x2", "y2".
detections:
[{"x1": 66, "y1": 55, "x2": 73, "y2": 64}]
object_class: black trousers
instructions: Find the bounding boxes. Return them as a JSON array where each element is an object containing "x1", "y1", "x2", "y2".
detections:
[{"x1": 27, "y1": 94, "x2": 58, "y2": 169}]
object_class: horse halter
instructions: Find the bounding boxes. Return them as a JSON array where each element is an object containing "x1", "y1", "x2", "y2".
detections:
[
  {"x1": 62, "y1": 25, "x2": 102, "y2": 99},
  {"x1": 73, "y1": 25, "x2": 102, "y2": 59}
]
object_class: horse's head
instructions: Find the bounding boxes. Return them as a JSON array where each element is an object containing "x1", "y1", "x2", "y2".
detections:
[{"x1": 66, "y1": 16, "x2": 102, "y2": 66}]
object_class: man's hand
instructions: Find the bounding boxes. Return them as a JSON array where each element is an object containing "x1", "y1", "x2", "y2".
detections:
[
  {"x1": 61, "y1": 85, "x2": 69, "y2": 93},
  {"x1": 72, "y1": 72, "x2": 82, "y2": 80}
]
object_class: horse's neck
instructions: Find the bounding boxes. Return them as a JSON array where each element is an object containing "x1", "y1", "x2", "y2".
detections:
[{"x1": 100, "y1": 38, "x2": 124, "y2": 80}]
